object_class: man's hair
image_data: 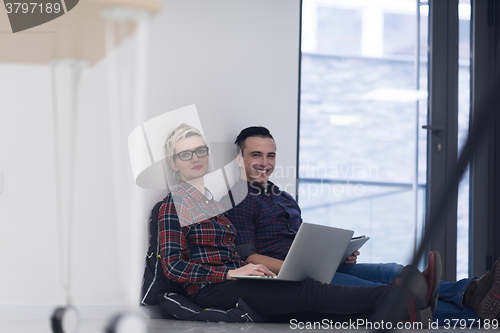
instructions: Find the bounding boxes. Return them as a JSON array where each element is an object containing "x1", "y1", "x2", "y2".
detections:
[{"x1": 234, "y1": 126, "x2": 274, "y2": 155}]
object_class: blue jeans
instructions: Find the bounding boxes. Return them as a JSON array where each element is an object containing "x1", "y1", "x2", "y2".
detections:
[{"x1": 333, "y1": 263, "x2": 479, "y2": 325}]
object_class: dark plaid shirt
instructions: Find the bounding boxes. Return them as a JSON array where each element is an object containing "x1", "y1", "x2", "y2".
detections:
[
  {"x1": 159, "y1": 181, "x2": 245, "y2": 299},
  {"x1": 222, "y1": 180, "x2": 302, "y2": 261}
]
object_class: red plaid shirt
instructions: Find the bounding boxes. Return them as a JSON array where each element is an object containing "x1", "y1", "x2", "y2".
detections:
[{"x1": 159, "y1": 181, "x2": 245, "y2": 299}]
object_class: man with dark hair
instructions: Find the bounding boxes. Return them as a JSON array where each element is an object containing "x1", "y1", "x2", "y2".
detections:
[
  {"x1": 222, "y1": 125, "x2": 500, "y2": 324},
  {"x1": 234, "y1": 126, "x2": 274, "y2": 155}
]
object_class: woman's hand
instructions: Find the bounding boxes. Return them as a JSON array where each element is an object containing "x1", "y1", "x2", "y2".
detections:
[{"x1": 227, "y1": 264, "x2": 276, "y2": 280}]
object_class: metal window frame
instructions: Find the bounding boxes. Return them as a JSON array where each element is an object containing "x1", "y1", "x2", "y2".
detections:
[
  {"x1": 425, "y1": 0, "x2": 459, "y2": 281},
  {"x1": 469, "y1": 0, "x2": 500, "y2": 276}
]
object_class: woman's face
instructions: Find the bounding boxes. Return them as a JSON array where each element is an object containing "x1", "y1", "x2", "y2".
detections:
[{"x1": 170, "y1": 135, "x2": 209, "y2": 182}]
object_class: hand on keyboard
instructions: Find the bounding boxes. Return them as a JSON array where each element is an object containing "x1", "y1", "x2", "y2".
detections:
[{"x1": 227, "y1": 263, "x2": 276, "y2": 280}]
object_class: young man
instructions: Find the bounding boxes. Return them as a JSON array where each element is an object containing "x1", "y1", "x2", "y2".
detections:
[{"x1": 222, "y1": 126, "x2": 500, "y2": 324}]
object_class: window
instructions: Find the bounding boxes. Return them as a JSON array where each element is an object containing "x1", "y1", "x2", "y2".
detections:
[{"x1": 299, "y1": 0, "x2": 471, "y2": 275}]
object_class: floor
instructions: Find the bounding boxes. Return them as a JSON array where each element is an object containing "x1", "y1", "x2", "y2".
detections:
[
  {"x1": 0, "y1": 304, "x2": 492, "y2": 333},
  {"x1": 0, "y1": 318, "x2": 489, "y2": 333}
]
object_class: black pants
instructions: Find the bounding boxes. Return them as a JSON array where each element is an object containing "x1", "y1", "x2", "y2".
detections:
[{"x1": 194, "y1": 278, "x2": 392, "y2": 321}]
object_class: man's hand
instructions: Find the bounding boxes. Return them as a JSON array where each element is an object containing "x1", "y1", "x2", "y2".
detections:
[
  {"x1": 227, "y1": 264, "x2": 276, "y2": 280},
  {"x1": 344, "y1": 251, "x2": 360, "y2": 265}
]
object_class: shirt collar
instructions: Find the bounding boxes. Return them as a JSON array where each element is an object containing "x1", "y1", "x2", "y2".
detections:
[
  {"x1": 245, "y1": 179, "x2": 280, "y2": 197},
  {"x1": 175, "y1": 180, "x2": 212, "y2": 202}
]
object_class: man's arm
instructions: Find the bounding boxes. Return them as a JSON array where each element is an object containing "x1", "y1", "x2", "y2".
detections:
[
  {"x1": 343, "y1": 251, "x2": 360, "y2": 265},
  {"x1": 245, "y1": 253, "x2": 284, "y2": 275}
]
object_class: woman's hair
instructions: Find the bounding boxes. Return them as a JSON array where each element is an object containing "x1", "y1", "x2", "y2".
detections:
[{"x1": 165, "y1": 123, "x2": 206, "y2": 164}]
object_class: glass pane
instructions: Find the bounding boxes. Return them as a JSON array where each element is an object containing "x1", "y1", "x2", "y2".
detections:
[
  {"x1": 457, "y1": 0, "x2": 471, "y2": 280},
  {"x1": 317, "y1": 7, "x2": 362, "y2": 55},
  {"x1": 299, "y1": 0, "x2": 427, "y2": 265}
]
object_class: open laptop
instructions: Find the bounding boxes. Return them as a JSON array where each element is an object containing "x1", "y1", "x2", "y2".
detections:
[{"x1": 230, "y1": 222, "x2": 368, "y2": 284}]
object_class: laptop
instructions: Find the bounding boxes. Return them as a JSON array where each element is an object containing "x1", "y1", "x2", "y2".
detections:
[{"x1": 230, "y1": 222, "x2": 369, "y2": 284}]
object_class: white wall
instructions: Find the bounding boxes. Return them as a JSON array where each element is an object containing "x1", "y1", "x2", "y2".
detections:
[
  {"x1": 147, "y1": 0, "x2": 301, "y2": 192},
  {"x1": 0, "y1": 0, "x2": 300, "y2": 313}
]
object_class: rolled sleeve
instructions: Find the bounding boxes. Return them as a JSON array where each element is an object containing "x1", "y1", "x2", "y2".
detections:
[{"x1": 236, "y1": 243, "x2": 258, "y2": 261}]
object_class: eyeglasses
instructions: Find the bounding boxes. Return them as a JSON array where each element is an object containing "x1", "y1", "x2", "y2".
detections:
[{"x1": 174, "y1": 146, "x2": 209, "y2": 161}]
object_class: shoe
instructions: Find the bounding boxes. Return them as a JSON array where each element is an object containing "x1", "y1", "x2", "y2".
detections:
[
  {"x1": 400, "y1": 265, "x2": 433, "y2": 328},
  {"x1": 377, "y1": 267, "x2": 433, "y2": 329},
  {"x1": 422, "y1": 251, "x2": 442, "y2": 313},
  {"x1": 464, "y1": 257, "x2": 500, "y2": 320}
]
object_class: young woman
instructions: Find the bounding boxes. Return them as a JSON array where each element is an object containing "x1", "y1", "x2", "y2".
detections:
[{"x1": 158, "y1": 123, "x2": 437, "y2": 324}]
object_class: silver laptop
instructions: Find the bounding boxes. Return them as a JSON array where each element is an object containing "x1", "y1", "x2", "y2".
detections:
[{"x1": 230, "y1": 222, "x2": 358, "y2": 284}]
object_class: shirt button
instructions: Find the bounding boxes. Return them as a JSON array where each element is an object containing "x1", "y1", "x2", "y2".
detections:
[{"x1": 205, "y1": 200, "x2": 209, "y2": 204}]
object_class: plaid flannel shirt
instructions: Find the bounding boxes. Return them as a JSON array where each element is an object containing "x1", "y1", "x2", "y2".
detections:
[
  {"x1": 222, "y1": 180, "x2": 302, "y2": 261},
  {"x1": 159, "y1": 181, "x2": 245, "y2": 299}
]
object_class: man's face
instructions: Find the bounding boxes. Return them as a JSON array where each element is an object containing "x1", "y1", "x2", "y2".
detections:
[{"x1": 238, "y1": 136, "x2": 276, "y2": 187}]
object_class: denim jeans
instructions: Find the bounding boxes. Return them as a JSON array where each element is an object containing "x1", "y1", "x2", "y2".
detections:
[{"x1": 333, "y1": 263, "x2": 479, "y2": 325}]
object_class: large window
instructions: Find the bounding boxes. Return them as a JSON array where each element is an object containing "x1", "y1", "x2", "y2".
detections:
[{"x1": 299, "y1": 0, "x2": 470, "y2": 278}]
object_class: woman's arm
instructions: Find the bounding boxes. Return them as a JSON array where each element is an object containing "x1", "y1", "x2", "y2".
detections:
[{"x1": 159, "y1": 197, "x2": 229, "y2": 284}]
